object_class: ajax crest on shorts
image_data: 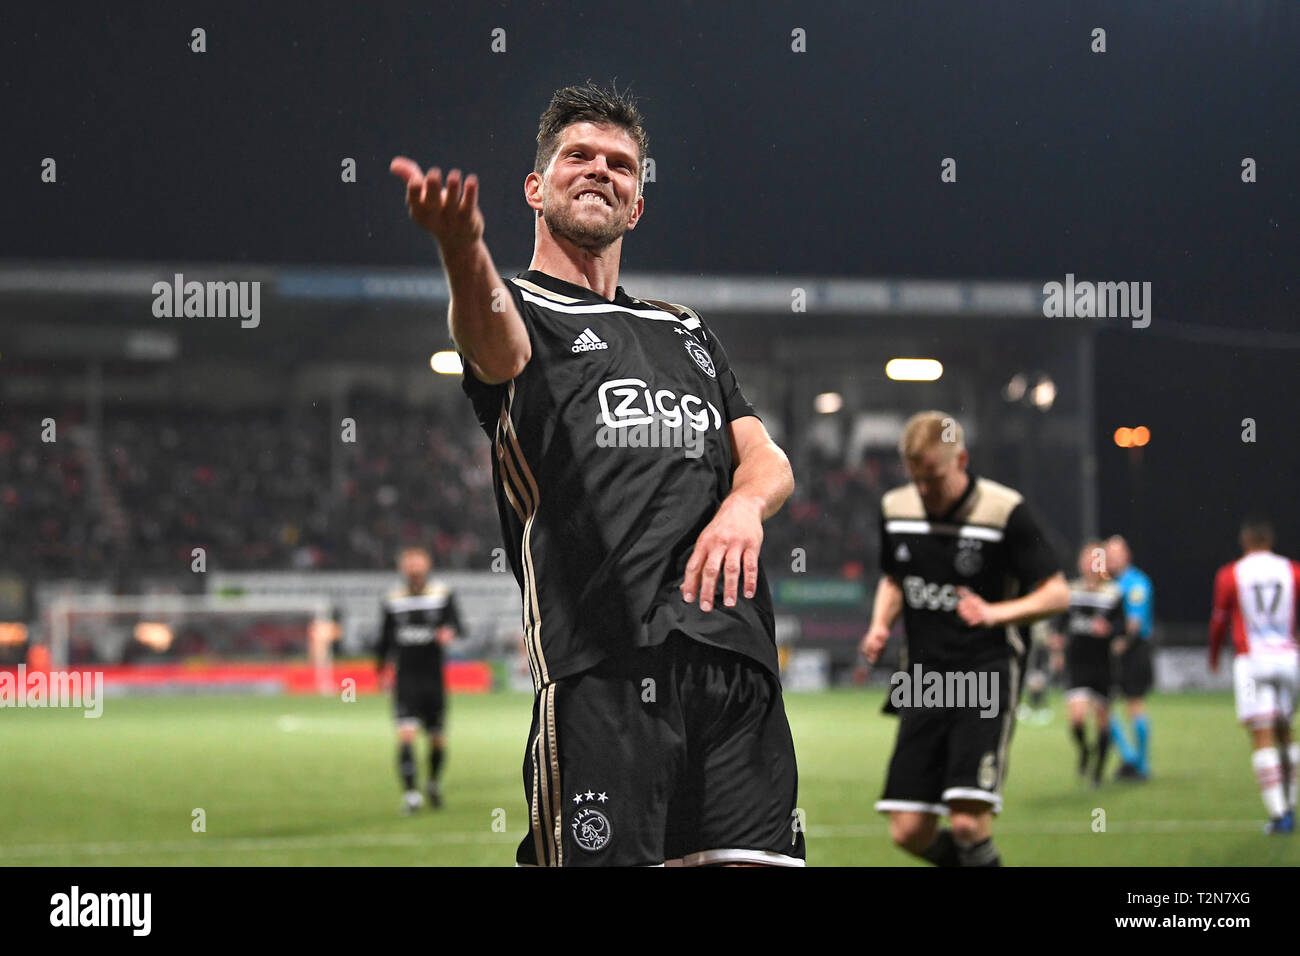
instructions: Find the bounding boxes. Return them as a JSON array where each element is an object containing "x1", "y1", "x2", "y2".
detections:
[{"x1": 570, "y1": 791, "x2": 613, "y2": 853}]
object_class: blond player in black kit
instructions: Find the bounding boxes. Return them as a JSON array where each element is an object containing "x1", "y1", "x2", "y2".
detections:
[
  {"x1": 861, "y1": 412, "x2": 1069, "y2": 866},
  {"x1": 390, "y1": 82, "x2": 803, "y2": 867}
]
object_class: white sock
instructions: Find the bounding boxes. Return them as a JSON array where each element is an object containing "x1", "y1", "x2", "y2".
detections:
[
  {"x1": 1253, "y1": 748, "x2": 1286, "y2": 818},
  {"x1": 1288, "y1": 744, "x2": 1299, "y2": 811}
]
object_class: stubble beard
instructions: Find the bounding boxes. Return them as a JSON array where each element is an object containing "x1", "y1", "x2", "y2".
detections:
[{"x1": 542, "y1": 181, "x2": 629, "y2": 251}]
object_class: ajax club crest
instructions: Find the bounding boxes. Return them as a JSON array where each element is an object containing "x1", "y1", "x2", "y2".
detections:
[
  {"x1": 954, "y1": 540, "x2": 983, "y2": 576},
  {"x1": 684, "y1": 340, "x2": 716, "y2": 378},
  {"x1": 570, "y1": 791, "x2": 613, "y2": 853}
]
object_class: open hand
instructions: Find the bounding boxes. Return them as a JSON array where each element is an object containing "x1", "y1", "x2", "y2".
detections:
[{"x1": 390, "y1": 157, "x2": 485, "y2": 258}]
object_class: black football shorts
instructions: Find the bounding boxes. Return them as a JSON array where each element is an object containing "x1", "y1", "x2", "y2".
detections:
[
  {"x1": 394, "y1": 680, "x2": 445, "y2": 732},
  {"x1": 1116, "y1": 638, "x2": 1154, "y2": 699},
  {"x1": 517, "y1": 631, "x2": 805, "y2": 867},
  {"x1": 876, "y1": 661, "x2": 1019, "y2": 815},
  {"x1": 1065, "y1": 636, "x2": 1113, "y2": 704}
]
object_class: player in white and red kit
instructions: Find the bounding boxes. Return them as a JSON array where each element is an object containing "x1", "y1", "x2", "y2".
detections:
[{"x1": 1208, "y1": 518, "x2": 1300, "y2": 834}]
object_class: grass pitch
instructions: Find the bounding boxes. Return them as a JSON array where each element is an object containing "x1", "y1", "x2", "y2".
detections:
[{"x1": 1, "y1": 689, "x2": 1295, "y2": 865}]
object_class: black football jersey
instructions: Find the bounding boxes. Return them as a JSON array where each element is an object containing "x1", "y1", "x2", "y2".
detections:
[
  {"x1": 461, "y1": 270, "x2": 776, "y2": 688},
  {"x1": 376, "y1": 583, "x2": 461, "y2": 685},
  {"x1": 1058, "y1": 578, "x2": 1125, "y2": 642},
  {"x1": 879, "y1": 474, "x2": 1061, "y2": 669}
]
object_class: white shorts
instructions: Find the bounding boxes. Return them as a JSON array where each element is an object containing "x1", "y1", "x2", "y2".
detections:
[{"x1": 1234, "y1": 652, "x2": 1299, "y2": 728}]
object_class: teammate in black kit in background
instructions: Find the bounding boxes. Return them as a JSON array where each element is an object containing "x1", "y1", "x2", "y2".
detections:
[
  {"x1": 1051, "y1": 542, "x2": 1127, "y2": 787},
  {"x1": 860, "y1": 412, "x2": 1069, "y2": 866},
  {"x1": 376, "y1": 546, "x2": 462, "y2": 814},
  {"x1": 390, "y1": 82, "x2": 803, "y2": 866}
]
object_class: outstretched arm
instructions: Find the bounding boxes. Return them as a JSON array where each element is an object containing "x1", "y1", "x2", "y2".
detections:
[{"x1": 390, "y1": 158, "x2": 531, "y2": 384}]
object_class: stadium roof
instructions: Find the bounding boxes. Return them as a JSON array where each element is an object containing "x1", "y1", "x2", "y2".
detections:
[{"x1": 0, "y1": 261, "x2": 1059, "y2": 317}]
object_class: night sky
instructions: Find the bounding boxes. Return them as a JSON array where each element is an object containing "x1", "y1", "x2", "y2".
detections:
[{"x1": 5, "y1": 1, "x2": 1294, "y2": 326}]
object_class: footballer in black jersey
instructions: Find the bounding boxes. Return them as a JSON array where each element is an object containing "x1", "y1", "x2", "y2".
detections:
[
  {"x1": 391, "y1": 83, "x2": 803, "y2": 865},
  {"x1": 376, "y1": 546, "x2": 462, "y2": 813},
  {"x1": 1051, "y1": 542, "x2": 1126, "y2": 786},
  {"x1": 860, "y1": 412, "x2": 1068, "y2": 866}
]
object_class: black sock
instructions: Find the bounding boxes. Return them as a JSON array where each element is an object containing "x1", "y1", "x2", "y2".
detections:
[
  {"x1": 1029, "y1": 687, "x2": 1045, "y2": 709},
  {"x1": 1093, "y1": 728, "x2": 1111, "y2": 783},
  {"x1": 1072, "y1": 723, "x2": 1090, "y2": 772},
  {"x1": 919, "y1": 828, "x2": 961, "y2": 867},
  {"x1": 430, "y1": 744, "x2": 445, "y2": 781},
  {"x1": 958, "y1": 837, "x2": 1002, "y2": 867},
  {"x1": 398, "y1": 742, "x2": 416, "y2": 790}
]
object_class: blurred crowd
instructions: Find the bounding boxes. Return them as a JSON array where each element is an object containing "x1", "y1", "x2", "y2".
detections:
[
  {"x1": 0, "y1": 410, "x2": 101, "y2": 573},
  {"x1": 2, "y1": 399, "x2": 902, "y2": 583},
  {"x1": 765, "y1": 446, "x2": 905, "y2": 580}
]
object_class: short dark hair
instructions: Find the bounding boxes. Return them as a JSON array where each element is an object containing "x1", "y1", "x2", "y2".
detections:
[
  {"x1": 535, "y1": 80, "x2": 648, "y2": 191},
  {"x1": 1241, "y1": 516, "x2": 1274, "y2": 548}
]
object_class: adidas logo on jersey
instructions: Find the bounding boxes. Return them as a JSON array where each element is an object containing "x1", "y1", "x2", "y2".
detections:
[{"x1": 572, "y1": 328, "x2": 609, "y2": 353}]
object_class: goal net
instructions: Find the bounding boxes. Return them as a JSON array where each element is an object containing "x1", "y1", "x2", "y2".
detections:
[{"x1": 45, "y1": 594, "x2": 338, "y2": 694}]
